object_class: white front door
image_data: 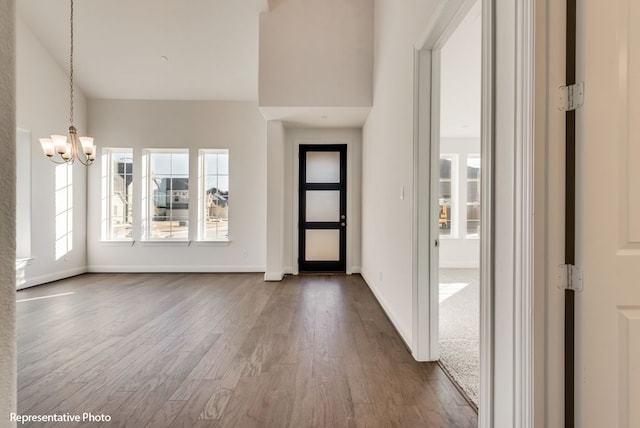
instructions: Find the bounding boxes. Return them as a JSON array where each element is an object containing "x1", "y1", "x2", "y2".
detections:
[{"x1": 577, "y1": 0, "x2": 640, "y2": 425}]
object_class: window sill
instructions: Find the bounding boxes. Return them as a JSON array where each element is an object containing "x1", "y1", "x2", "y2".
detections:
[
  {"x1": 99, "y1": 240, "x2": 135, "y2": 247},
  {"x1": 138, "y1": 240, "x2": 191, "y2": 247},
  {"x1": 191, "y1": 240, "x2": 231, "y2": 247}
]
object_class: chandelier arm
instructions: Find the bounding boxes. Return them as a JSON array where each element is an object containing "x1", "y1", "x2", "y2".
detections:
[
  {"x1": 76, "y1": 156, "x2": 94, "y2": 167},
  {"x1": 47, "y1": 156, "x2": 75, "y2": 165}
]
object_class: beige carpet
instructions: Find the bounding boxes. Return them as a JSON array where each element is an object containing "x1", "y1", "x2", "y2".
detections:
[{"x1": 439, "y1": 268, "x2": 480, "y2": 406}]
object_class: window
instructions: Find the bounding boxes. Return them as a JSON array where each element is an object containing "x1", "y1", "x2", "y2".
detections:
[
  {"x1": 143, "y1": 150, "x2": 189, "y2": 240},
  {"x1": 439, "y1": 155, "x2": 455, "y2": 236},
  {"x1": 199, "y1": 150, "x2": 229, "y2": 241},
  {"x1": 466, "y1": 155, "x2": 481, "y2": 236},
  {"x1": 102, "y1": 149, "x2": 133, "y2": 240},
  {"x1": 55, "y1": 164, "x2": 73, "y2": 259}
]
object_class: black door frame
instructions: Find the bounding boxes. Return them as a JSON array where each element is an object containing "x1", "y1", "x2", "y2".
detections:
[{"x1": 298, "y1": 144, "x2": 347, "y2": 272}]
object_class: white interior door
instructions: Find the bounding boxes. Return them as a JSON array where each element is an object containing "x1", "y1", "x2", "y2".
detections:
[{"x1": 577, "y1": 0, "x2": 640, "y2": 425}]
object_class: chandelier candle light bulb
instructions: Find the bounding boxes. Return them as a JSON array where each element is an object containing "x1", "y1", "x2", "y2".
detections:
[
  {"x1": 39, "y1": 138, "x2": 55, "y2": 157},
  {"x1": 52, "y1": 135, "x2": 67, "y2": 154},
  {"x1": 79, "y1": 136, "x2": 95, "y2": 157}
]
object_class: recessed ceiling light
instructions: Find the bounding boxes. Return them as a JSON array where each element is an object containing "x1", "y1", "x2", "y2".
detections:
[
  {"x1": 321, "y1": 115, "x2": 328, "y2": 120},
  {"x1": 161, "y1": 56, "x2": 169, "y2": 62}
]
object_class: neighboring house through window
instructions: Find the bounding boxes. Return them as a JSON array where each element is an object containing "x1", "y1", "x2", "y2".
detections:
[
  {"x1": 199, "y1": 149, "x2": 229, "y2": 241},
  {"x1": 143, "y1": 150, "x2": 189, "y2": 240}
]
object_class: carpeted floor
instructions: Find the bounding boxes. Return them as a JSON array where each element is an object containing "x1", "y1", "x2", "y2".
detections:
[{"x1": 439, "y1": 268, "x2": 480, "y2": 406}]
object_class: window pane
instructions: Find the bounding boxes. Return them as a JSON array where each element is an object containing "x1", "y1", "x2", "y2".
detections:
[
  {"x1": 439, "y1": 155, "x2": 454, "y2": 236},
  {"x1": 440, "y1": 157, "x2": 452, "y2": 179},
  {"x1": 440, "y1": 181, "x2": 452, "y2": 199},
  {"x1": 151, "y1": 153, "x2": 172, "y2": 175},
  {"x1": 103, "y1": 149, "x2": 133, "y2": 240},
  {"x1": 467, "y1": 157, "x2": 481, "y2": 178},
  {"x1": 217, "y1": 153, "x2": 229, "y2": 175},
  {"x1": 306, "y1": 191, "x2": 340, "y2": 222},
  {"x1": 467, "y1": 205, "x2": 481, "y2": 235},
  {"x1": 306, "y1": 151, "x2": 340, "y2": 183},
  {"x1": 466, "y1": 155, "x2": 481, "y2": 236},
  {"x1": 202, "y1": 150, "x2": 229, "y2": 241},
  {"x1": 148, "y1": 151, "x2": 189, "y2": 239},
  {"x1": 305, "y1": 229, "x2": 340, "y2": 261},
  {"x1": 467, "y1": 181, "x2": 480, "y2": 203},
  {"x1": 109, "y1": 151, "x2": 133, "y2": 240}
]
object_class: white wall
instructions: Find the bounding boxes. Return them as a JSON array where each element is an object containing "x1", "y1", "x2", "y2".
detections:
[
  {"x1": 440, "y1": 137, "x2": 480, "y2": 268},
  {"x1": 259, "y1": 0, "x2": 373, "y2": 108},
  {"x1": 86, "y1": 100, "x2": 267, "y2": 272},
  {"x1": 16, "y1": 18, "x2": 89, "y2": 288},
  {"x1": 362, "y1": 0, "x2": 439, "y2": 346},
  {"x1": 281, "y1": 127, "x2": 362, "y2": 274},
  {"x1": 0, "y1": 0, "x2": 17, "y2": 421}
]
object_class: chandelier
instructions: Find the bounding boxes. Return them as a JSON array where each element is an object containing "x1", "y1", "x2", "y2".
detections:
[{"x1": 39, "y1": 0, "x2": 95, "y2": 165}]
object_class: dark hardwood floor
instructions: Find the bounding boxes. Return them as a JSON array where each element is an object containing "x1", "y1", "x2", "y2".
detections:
[{"x1": 16, "y1": 273, "x2": 477, "y2": 427}]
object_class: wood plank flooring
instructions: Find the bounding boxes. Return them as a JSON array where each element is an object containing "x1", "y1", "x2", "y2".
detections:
[{"x1": 16, "y1": 273, "x2": 477, "y2": 427}]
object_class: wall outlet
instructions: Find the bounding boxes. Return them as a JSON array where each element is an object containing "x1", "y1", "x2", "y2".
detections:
[{"x1": 241, "y1": 250, "x2": 248, "y2": 259}]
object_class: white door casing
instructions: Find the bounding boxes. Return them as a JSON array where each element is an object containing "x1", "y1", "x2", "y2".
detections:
[{"x1": 576, "y1": 0, "x2": 640, "y2": 426}]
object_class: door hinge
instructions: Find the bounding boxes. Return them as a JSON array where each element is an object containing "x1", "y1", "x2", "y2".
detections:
[
  {"x1": 559, "y1": 82, "x2": 584, "y2": 112},
  {"x1": 558, "y1": 264, "x2": 583, "y2": 292}
]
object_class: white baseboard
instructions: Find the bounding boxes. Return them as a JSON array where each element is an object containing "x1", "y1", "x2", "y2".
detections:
[
  {"x1": 87, "y1": 265, "x2": 265, "y2": 273},
  {"x1": 264, "y1": 271, "x2": 284, "y2": 281},
  {"x1": 360, "y1": 270, "x2": 412, "y2": 351},
  {"x1": 351, "y1": 265, "x2": 361, "y2": 273},
  {"x1": 19, "y1": 266, "x2": 88, "y2": 290}
]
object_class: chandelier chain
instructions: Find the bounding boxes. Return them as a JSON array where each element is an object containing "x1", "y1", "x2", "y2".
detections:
[{"x1": 69, "y1": 0, "x2": 74, "y2": 126}]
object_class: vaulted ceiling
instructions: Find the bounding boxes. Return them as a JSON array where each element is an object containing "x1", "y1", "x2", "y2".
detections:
[{"x1": 17, "y1": 0, "x2": 268, "y2": 100}]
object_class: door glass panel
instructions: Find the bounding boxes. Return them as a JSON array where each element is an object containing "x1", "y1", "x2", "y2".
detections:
[
  {"x1": 306, "y1": 152, "x2": 340, "y2": 183},
  {"x1": 305, "y1": 229, "x2": 340, "y2": 261},
  {"x1": 306, "y1": 191, "x2": 340, "y2": 222}
]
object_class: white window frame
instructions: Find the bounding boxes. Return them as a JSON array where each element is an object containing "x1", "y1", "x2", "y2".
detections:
[
  {"x1": 142, "y1": 149, "x2": 190, "y2": 241},
  {"x1": 439, "y1": 153, "x2": 458, "y2": 238},
  {"x1": 198, "y1": 149, "x2": 230, "y2": 242},
  {"x1": 466, "y1": 153, "x2": 481, "y2": 238},
  {"x1": 102, "y1": 148, "x2": 134, "y2": 241},
  {"x1": 54, "y1": 163, "x2": 73, "y2": 260}
]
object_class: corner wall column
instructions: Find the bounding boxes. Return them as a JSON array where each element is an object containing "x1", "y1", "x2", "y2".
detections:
[
  {"x1": 0, "y1": 0, "x2": 18, "y2": 423},
  {"x1": 265, "y1": 121, "x2": 285, "y2": 281}
]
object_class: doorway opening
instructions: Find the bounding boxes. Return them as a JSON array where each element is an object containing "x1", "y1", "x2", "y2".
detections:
[
  {"x1": 413, "y1": 0, "x2": 488, "y2": 416},
  {"x1": 436, "y1": 1, "x2": 482, "y2": 407}
]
